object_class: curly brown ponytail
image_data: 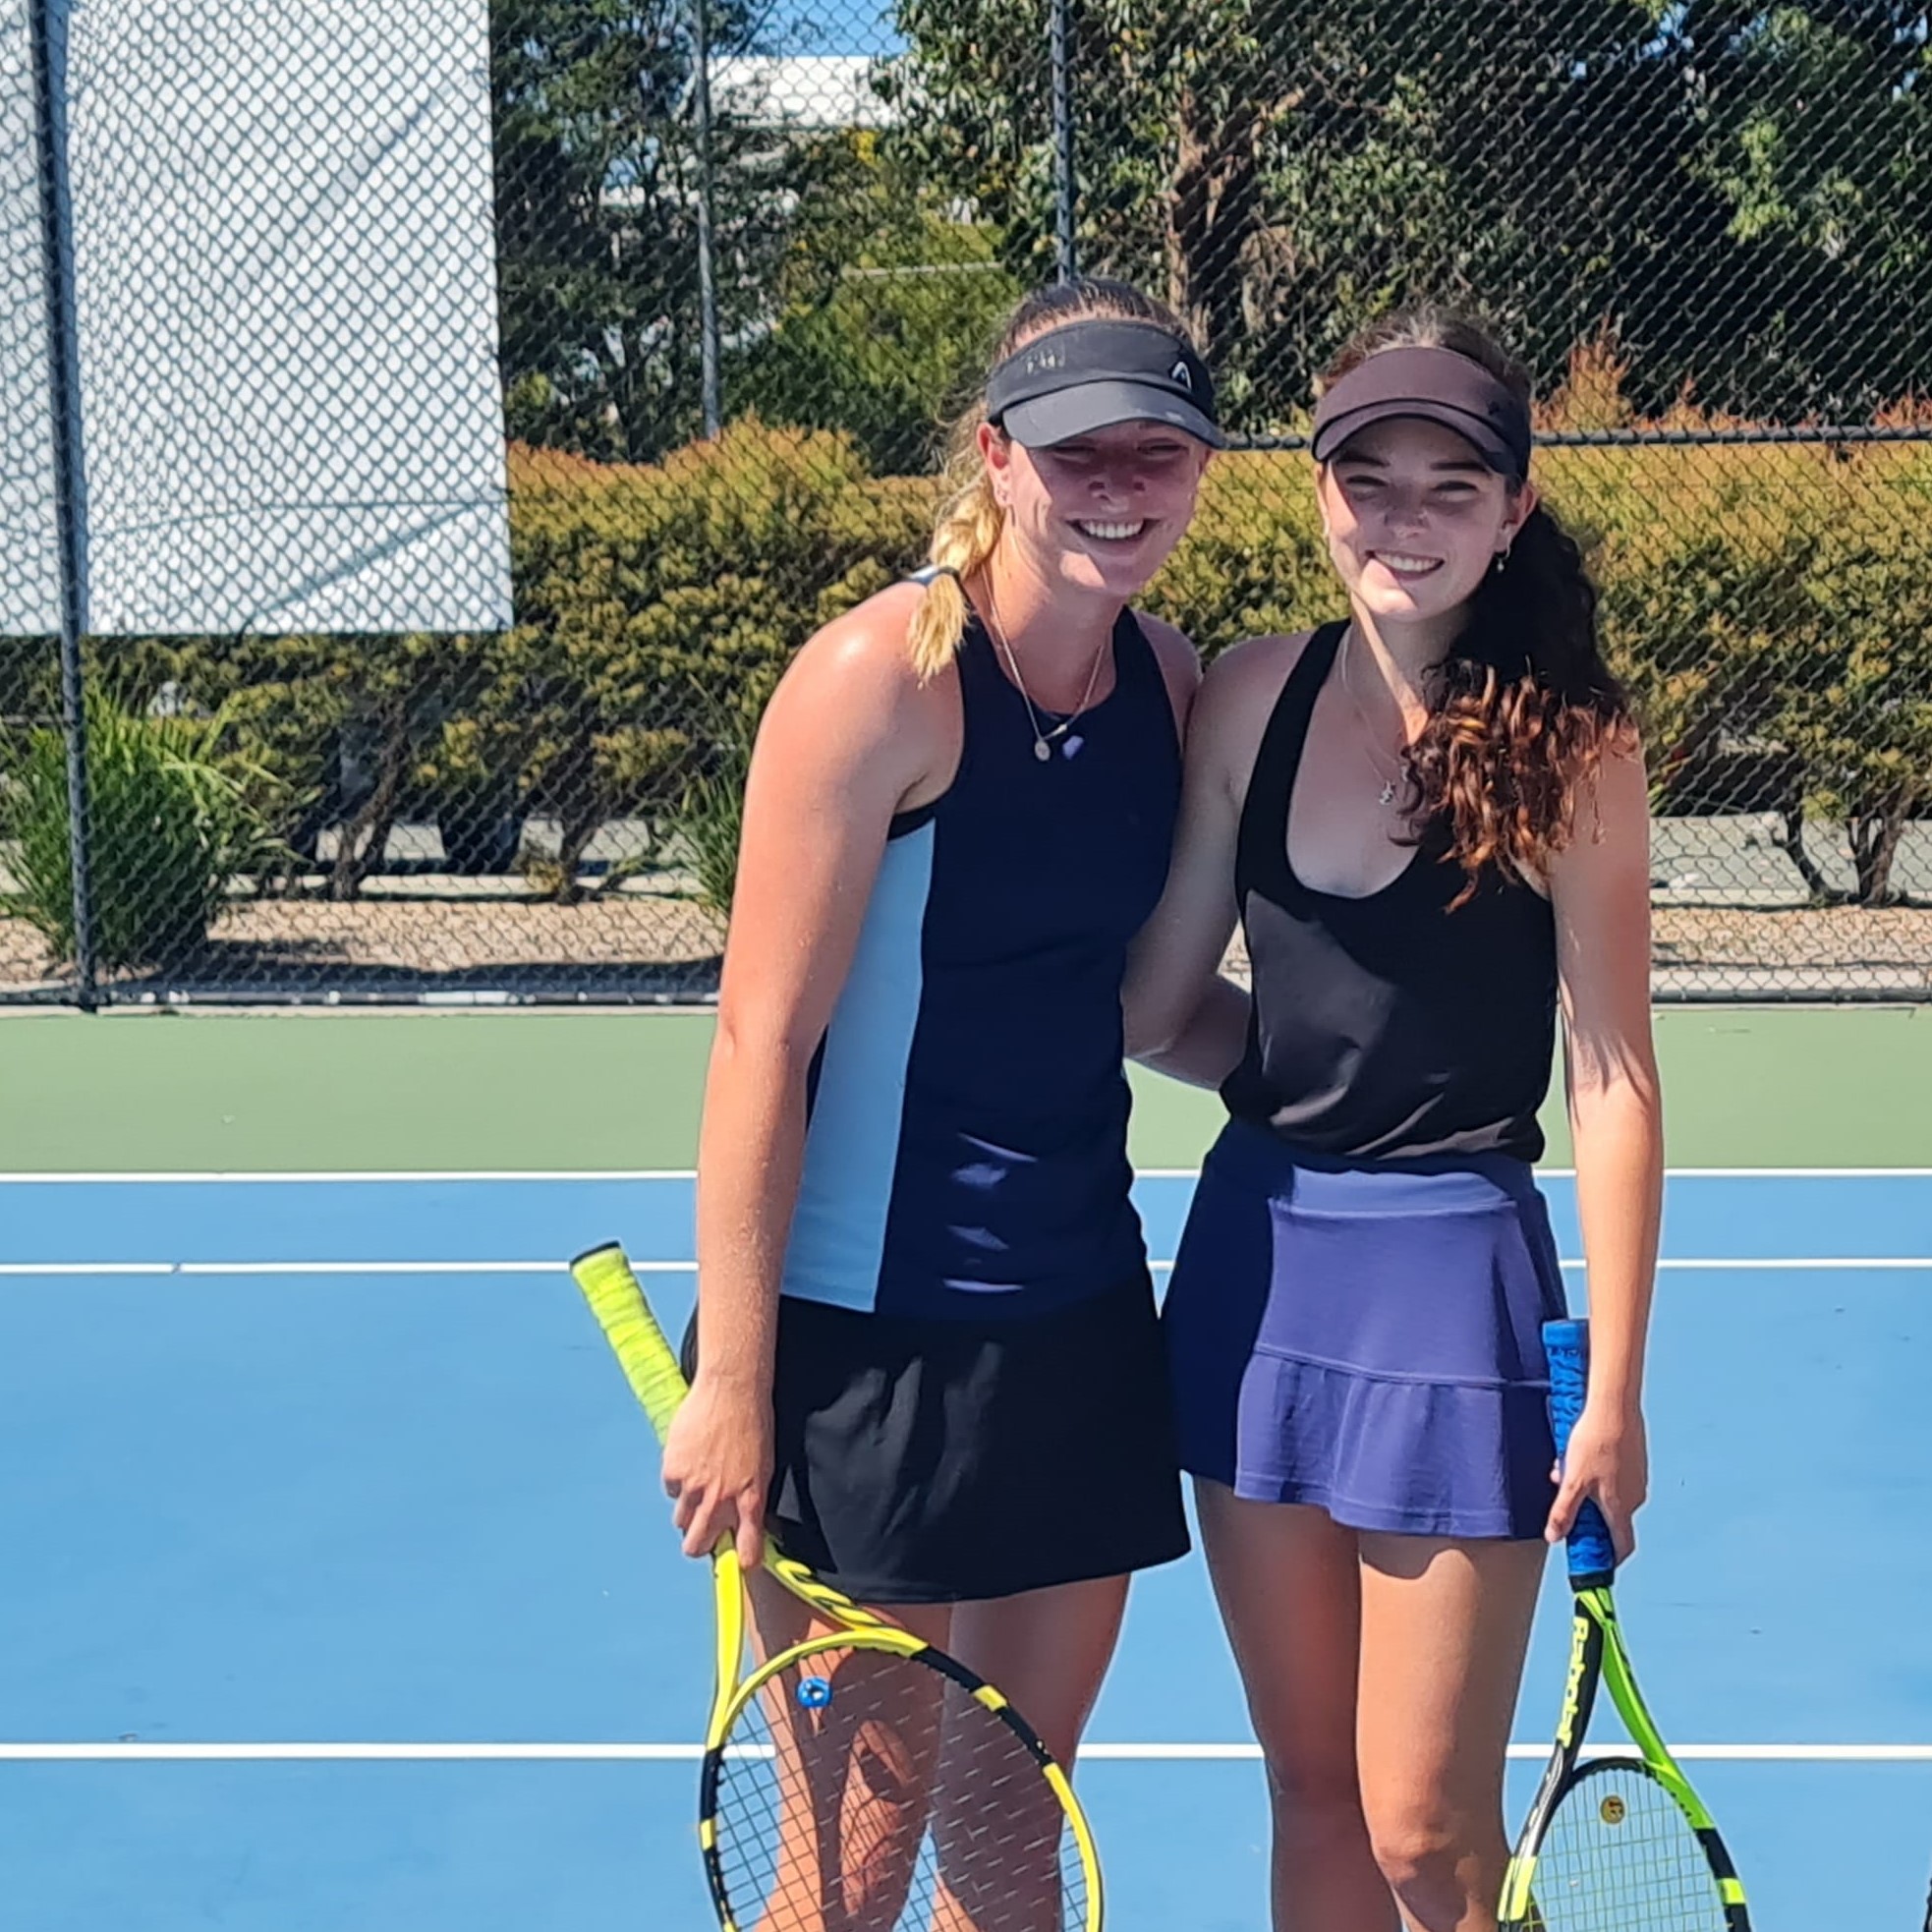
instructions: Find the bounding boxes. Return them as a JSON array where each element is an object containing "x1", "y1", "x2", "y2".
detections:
[{"x1": 1318, "y1": 308, "x2": 1636, "y2": 899}]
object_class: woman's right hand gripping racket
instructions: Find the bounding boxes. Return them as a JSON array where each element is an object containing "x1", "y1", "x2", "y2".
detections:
[
  {"x1": 1500, "y1": 1319, "x2": 1751, "y2": 1932},
  {"x1": 570, "y1": 1242, "x2": 1104, "y2": 1932}
]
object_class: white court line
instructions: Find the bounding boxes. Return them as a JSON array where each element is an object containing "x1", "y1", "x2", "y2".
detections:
[
  {"x1": 0, "y1": 1170, "x2": 700, "y2": 1185},
  {"x1": 0, "y1": 1167, "x2": 1928, "y2": 1184},
  {"x1": 5, "y1": 1258, "x2": 1932, "y2": 1279},
  {"x1": 1563, "y1": 1258, "x2": 1932, "y2": 1272},
  {"x1": 4, "y1": 1258, "x2": 1931, "y2": 1278},
  {"x1": 1138, "y1": 1259, "x2": 1932, "y2": 1275},
  {"x1": 4, "y1": 1741, "x2": 1930, "y2": 1764},
  {"x1": 1132, "y1": 1167, "x2": 1932, "y2": 1181},
  {"x1": 0, "y1": 1260, "x2": 693, "y2": 1279}
]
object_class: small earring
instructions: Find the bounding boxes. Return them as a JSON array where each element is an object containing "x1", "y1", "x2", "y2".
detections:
[{"x1": 1494, "y1": 546, "x2": 1511, "y2": 574}]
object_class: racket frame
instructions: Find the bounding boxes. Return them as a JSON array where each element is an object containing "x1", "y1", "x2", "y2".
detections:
[
  {"x1": 569, "y1": 1240, "x2": 1104, "y2": 1932},
  {"x1": 1499, "y1": 1581, "x2": 1749, "y2": 1929},
  {"x1": 1499, "y1": 1317, "x2": 1750, "y2": 1932}
]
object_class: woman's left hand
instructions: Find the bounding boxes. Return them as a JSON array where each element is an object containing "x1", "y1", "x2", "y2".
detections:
[{"x1": 1545, "y1": 1399, "x2": 1648, "y2": 1566}]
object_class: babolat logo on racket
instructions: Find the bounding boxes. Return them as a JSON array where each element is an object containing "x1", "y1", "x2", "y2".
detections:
[{"x1": 1556, "y1": 1615, "x2": 1592, "y2": 1748}]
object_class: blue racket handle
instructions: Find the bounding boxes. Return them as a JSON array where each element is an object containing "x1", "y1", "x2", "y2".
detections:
[{"x1": 1543, "y1": 1319, "x2": 1618, "y2": 1584}]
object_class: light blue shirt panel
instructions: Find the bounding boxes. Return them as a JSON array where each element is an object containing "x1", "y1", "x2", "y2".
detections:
[{"x1": 780, "y1": 823, "x2": 934, "y2": 1311}]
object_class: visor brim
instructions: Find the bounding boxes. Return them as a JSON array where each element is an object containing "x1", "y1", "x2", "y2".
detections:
[
  {"x1": 1001, "y1": 380, "x2": 1225, "y2": 451},
  {"x1": 1311, "y1": 400, "x2": 1525, "y2": 479}
]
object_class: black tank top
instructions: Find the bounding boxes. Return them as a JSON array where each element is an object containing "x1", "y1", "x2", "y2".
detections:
[{"x1": 1221, "y1": 622, "x2": 1559, "y2": 1164}]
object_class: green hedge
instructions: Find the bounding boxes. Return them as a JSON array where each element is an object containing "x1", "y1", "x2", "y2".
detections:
[{"x1": 66, "y1": 411, "x2": 1932, "y2": 913}]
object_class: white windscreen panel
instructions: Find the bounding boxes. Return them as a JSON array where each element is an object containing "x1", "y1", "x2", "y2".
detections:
[
  {"x1": 0, "y1": 0, "x2": 59, "y2": 637},
  {"x1": 0, "y1": 0, "x2": 510, "y2": 639}
]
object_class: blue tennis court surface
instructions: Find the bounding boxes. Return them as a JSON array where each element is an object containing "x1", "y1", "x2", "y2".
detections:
[{"x1": 5, "y1": 1168, "x2": 1931, "y2": 1929}]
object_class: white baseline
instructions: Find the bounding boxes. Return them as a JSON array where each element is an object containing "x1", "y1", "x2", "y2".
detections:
[
  {"x1": 0, "y1": 1167, "x2": 1926, "y2": 1185},
  {"x1": 2, "y1": 1258, "x2": 1929, "y2": 1278},
  {"x1": 3, "y1": 1741, "x2": 1929, "y2": 1764}
]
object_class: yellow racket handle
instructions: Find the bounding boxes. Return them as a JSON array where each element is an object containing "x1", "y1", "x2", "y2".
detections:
[
  {"x1": 569, "y1": 1242, "x2": 691, "y2": 1446},
  {"x1": 570, "y1": 1239, "x2": 883, "y2": 1621}
]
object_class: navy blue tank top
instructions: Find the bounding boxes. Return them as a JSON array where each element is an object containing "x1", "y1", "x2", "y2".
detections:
[
  {"x1": 1221, "y1": 621, "x2": 1559, "y2": 1164},
  {"x1": 780, "y1": 599, "x2": 1181, "y2": 1320}
]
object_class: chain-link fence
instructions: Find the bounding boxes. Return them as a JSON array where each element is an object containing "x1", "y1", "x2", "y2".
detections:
[{"x1": 2, "y1": 0, "x2": 1928, "y2": 1005}]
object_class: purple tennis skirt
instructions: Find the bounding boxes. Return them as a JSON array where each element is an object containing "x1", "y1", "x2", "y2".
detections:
[{"x1": 1163, "y1": 1120, "x2": 1568, "y2": 1540}]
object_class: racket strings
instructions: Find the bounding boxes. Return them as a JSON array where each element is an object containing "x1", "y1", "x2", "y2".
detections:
[
  {"x1": 1529, "y1": 1763, "x2": 1730, "y2": 1931},
  {"x1": 710, "y1": 1642, "x2": 1088, "y2": 1931}
]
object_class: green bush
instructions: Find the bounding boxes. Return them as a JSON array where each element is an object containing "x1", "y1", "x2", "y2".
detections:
[
  {"x1": 68, "y1": 410, "x2": 1932, "y2": 921},
  {"x1": 506, "y1": 425, "x2": 931, "y2": 900},
  {"x1": 94, "y1": 628, "x2": 520, "y2": 901},
  {"x1": 1, "y1": 699, "x2": 289, "y2": 970},
  {"x1": 674, "y1": 708, "x2": 753, "y2": 920}
]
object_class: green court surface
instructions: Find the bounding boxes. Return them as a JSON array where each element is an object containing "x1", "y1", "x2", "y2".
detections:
[{"x1": 0, "y1": 1004, "x2": 1926, "y2": 1169}]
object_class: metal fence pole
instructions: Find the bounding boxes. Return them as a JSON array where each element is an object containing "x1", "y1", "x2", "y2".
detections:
[
  {"x1": 692, "y1": 0, "x2": 722, "y2": 438},
  {"x1": 1050, "y1": 0, "x2": 1078, "y2": 281},
  {"x1": 28, "y1": 0, "x2": 97, "y2": 1009}
]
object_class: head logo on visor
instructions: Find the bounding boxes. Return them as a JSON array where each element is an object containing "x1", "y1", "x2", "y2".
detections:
[{"x1": 987, "y1": 319, "x2": 1224, "y2": 449}]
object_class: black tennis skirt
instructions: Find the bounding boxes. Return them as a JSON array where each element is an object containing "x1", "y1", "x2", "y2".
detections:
[{"x1": 685, "y1": 1271, "x2": 1190, "y2": 1605}]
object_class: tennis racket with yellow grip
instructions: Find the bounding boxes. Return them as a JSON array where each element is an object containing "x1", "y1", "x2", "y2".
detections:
[
  {"x1": 1500, "y1": 1319, "x2": 1750, "y2": 1932},
  {"x1": 570, "y1": 1241, "x2": 1104, "y2": 1932}
]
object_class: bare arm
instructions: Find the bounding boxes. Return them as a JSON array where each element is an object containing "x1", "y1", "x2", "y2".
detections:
[
  {"x1": 1543, "y1": 742, "x2": 1663, "y2": 1563},
  {"x1": 1123, "y1": 640, "x2": 1286, "y2": 1089},
  {"x1": 1137, "y1": 976, "x2": 1252, "y2": 1089},
  {"x1": 668, "y1": 594, "x2": 941, "y2": 1568}
]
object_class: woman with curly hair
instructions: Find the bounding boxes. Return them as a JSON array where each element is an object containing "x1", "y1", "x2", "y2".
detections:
[{"x1": 1123, "y1": 308, "x2": 1662, "y2": 1932}]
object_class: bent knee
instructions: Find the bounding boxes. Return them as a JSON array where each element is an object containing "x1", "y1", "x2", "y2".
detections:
[{"x1": 1366, "y1": 1808, "x2": 1479, "y2": 1899}]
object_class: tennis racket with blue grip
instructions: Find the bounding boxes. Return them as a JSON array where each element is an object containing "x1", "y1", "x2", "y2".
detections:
[{"x1": 1499, "y1": 1319, "x2": 1751, "y2": 1931}]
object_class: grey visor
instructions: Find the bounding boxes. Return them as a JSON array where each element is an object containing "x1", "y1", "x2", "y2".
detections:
[
  {"x1": 1310, "y1": 347, "x2": 1532, "y2": 480},
  {"x1": 987, "y1": 320, "x2": 1224, "y2": 449}
]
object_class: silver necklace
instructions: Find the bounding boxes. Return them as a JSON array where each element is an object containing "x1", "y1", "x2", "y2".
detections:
[
  {"x1": 1337, "y1": 625, "x2": 1410, "y2": 807},
  {"x1": 983, "y1": 584, "x2": 1109, "y2": 763}
]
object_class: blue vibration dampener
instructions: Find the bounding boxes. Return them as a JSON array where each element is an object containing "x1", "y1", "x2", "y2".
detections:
[{"x1": 797, "y1": 1676, "x2": 833, "y2": 1710}]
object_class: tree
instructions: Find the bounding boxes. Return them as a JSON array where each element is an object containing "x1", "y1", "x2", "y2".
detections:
[
  {"x1": 490, "y1": 0, "x2": 789, "y2": 462},
  {"x1": 730, "y1": 129, "x2": 1023, "y2": 474},
  {"x1": 1781, "y1": 486, "x2": 1932, "y2": 903},
  {"x1": 1673, "y1": 1, "x2": 1932, "y2": 419},
  {"x1": 881, "y1": 0, "x2": 1930, "y2": 426},
  {"x1": 883, "y1": 1, "x2": 1715, "y2": 417}
]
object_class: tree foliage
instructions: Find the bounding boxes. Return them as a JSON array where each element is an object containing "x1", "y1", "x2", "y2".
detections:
[
  {"x1": 881, "y1": 0, "x2": 1932, "y2": 426},
  {"x1": 490, "y1": 0, "x2": 788, "y2": 461}
]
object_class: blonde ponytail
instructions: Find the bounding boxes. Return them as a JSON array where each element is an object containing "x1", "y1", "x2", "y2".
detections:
[
  {"x1": 908, "y1": 417, "x2": 1004, "y2": 682},
  {"x1": 907, "y1": 274, "x2": 1199, "y2": 681}
]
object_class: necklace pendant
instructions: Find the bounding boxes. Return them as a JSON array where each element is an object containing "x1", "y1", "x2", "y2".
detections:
[
  {"x1": 1034, "y1": 738, "x2": 1052, "y2": 763},
  {"x1": 1379, "y1": 780, "x2": 1396, "y2": 806}
]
